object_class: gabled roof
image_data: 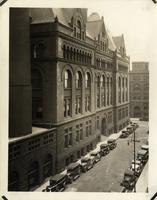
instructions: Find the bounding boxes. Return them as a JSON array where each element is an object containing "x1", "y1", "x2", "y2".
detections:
[
  {"x1": 29, "y1": 8, "x2": 55, "y2": 24},
  {"x1": 106, "y1": 28, "x2": 116, "y2": 51},
  {"x1": 86, "y1": 20, "x2": 103, "y2": 39},
  {"x1": 30, "y1": 8, "x2": 87, "y2": 27},
  {"x1": 86, "y1": 12, "x2": 116, "y2": 51},
  {"x1": 112, "y1": 35, "x2": 125, "y2": 50}
]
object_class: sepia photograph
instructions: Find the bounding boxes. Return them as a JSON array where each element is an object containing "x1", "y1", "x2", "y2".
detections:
[{"x1": 0, "y1": 0, "x2": 157, "y2": 199}]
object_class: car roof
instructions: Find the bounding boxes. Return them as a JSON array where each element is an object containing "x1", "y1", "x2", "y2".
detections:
[
  {"x1": 107, "y1": 138, "x2": 116, "y2": 142},
  {"x1": 100, "y1": 143, "x2": 108, "y2": 147},
  {"x1": 138, "y1": 149, "x2": 147, "y2": 155},
  {"x1": 90, "y1": 149, "x2": 100, "y2": 154},
  {"x1": 50, "y1": 173, "x2": 66, "y2": 181},
  {"x1": 67, "y1": 162, "x2": 80, "y2": 169},
  {"x1": 141, "y1": 145, "x2": 149, "y2": 150},
  {"x1": 81, "y1": 156, "x2": 90, "y2": 161},
  {"x1": 124, "y1": 169, "x2": 134, "y2": 176}
]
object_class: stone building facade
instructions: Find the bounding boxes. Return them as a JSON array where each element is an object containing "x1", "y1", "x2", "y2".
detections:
[
  {"x1": 129, "y1": 62, "x2": 149, "y2": 120},
  {"x1": 9, "y1": 8, "x2": 130, "y2": 191}
]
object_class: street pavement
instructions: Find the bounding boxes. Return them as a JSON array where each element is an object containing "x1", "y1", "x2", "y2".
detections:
[{"x1": 65, "y1": 120, "x2": 148, "y2": 192}]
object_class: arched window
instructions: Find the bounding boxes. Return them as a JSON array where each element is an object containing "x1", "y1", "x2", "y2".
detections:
[
  {"x1": 101, "y1": 75, "x2": 106, "y2": 107},
  {"x1": 107, "y1": 77, "x2": 110, "y2": 105},
  {"x1": 74, "y1": 27, "x2": 76, "y2": 37},
  {"x1": 32, "y1": 43, "x2": 45, "y2": 59},
  {"x1": 73, "y1": 48, "x2": 76, "y2": 61},
  {"x1": 70, "y1": 47, "x2": 73, "y2": 60},
  {"x1": 63, "y1": 45, "x2": 66, "y2": 59},
  {"x1": 43, "y1": 154, "x2": 52, "y2": 179},
  {"x1": 85, "y1": 72, "x2": 91, "y2": 88},
  {"x1": 28, "y1": 161, "x2": 39, "y2": 190},
  {"x1": 85, "y1": 52, "x2": 87, "y2": 63},
  {"x1": 82, "y1": 51, "x2": 84, "y2": 63},
  {"x1": 126, "y1": 77, "x2": 128, "y2": 88},
  {"x1": 97, "y1": 76, "x2": 100, "y2": 88},
  {"x1": 118, "y1": 77, "x2": 121, "y2": 103},
  {"x1": 119, "y1": 77, "x2": 121, "y2": 88},
  {"x1": 102, "y1": 42, "x2": 105, "y2": 51},
  {"x1": 110, "y1": 77, "x2": 113, "y2": 105},
  {"x1": 76, "y1": 71, "x2": 82, "y2": 89},
  {"x1": 64, "y1": 70, "x2": 72, "y2": 89},
  {"x1": 79, "y1": 50, "x2": 81, "y2": 62},
  {"x1": 64, "y1": 69, "x2": 72, "y2": 118},
  {"x1": 77, "y1": 20, "x2": 81, "y2": 39},
  {"x1": 31, "y1": 69, "x2": 43, "y2": 120},
  {"x1": 122, "y1": 77, "x2": 125, "y2": 88},
  {"x1": 76, "y1": 49, "x2": 79, "y2": 61},
  {"x1": 67, "y1": 46, "x2": 69, "y2": 60}
]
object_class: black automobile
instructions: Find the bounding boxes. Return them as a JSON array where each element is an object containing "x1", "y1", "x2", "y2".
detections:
[
  {"x1": 126, "y1": 126, "x2": 134, "y2": 134},
  {"x1": 45, "y1": 173, "x2": 68, "y2": 192},
  {"x1": 100, "y1": 143, "x2": 110, "y2": 156},
  {"x1": 121, "y1": 169, "x2": 136, "y2": 190},
  {"x1": 80, "y1": 156, "x2": 94, "y2": 172},
  {"x1": 90, "y1": 149, "x2": 101, "y2": 163},
  {"x1": 67, "y1": 162, "x2": 81, "y2": 183},
  {"x1": 120, "y1": 131, "x2": 128, "y2": 138},
  {"x1": 137, "y1": 149, "x2": 148, "y2": 164},
  {"x1": 107, "y1": 139, "x2": 117, "y2": 150}
]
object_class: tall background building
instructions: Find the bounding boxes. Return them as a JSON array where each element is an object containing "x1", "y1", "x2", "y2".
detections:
[
  {"x1": 9, "y1": 8, "x2": 130, "y2": 191},
  {"x1": 129, "y1": 62, "x2": 149, "y2": 121}
]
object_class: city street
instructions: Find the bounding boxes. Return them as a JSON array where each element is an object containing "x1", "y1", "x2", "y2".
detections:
[{"x1": 65, "y1": 120, "x2": 148, "y2": 192}]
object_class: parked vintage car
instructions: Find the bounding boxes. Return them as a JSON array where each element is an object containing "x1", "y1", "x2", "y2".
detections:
[
  {"x1": 67, "y1": 162, "x2": 81, "y2": 183},
  {"x1": 100, "y1": 143, "x2": 110, "y2": 156},
  {"x1": 120, "y1": 131, "x2": 128, "y2": 138},
  {"x1": 137, "y1": 149, "x2": 148, "y2": 164},
  {"x1": 44, "y1": 173, "x2": 68, "y2": 192},
  {"x1": 107, "y1": 139, "x2": 117, "y2": 150},
  {"x1": 90, "y1": 149, "x2": 101, "y2": 163},
  {"x1": 141, "y1": 144, "x2": 149, "y2": 152},
  {"x1": 126, "y1": 126, "x2": 134, "y2": 134},
  {"x1": 121, "y1": 169, "x2": 136, "y2": 190},
  {"x1": 130, "y1": 160, "x2": 142, "y2": 176},
  {"x1": 80, "y1": 156, "x2": 94, "y2": 172}
]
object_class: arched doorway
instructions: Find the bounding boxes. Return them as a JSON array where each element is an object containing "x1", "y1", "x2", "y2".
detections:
[
  {"x1": 134, "y1": 106, "x2": 141, "y2": 118},
  {"x1": 28, "y1": 161, "x2": 39, "y2": 190},
  {"x1": 43, "y1": 154, "x2": 53, "y2": 180},
  {"x1": 101, "y1": 117, "x2": 107, "y2": 136}
]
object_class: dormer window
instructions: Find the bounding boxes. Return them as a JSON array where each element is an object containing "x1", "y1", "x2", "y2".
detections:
[
  {"x1": 77, "y1": 20, "x2": 81, "y2": 39},
  {"x1": 73, "y1": 18, "x2": 85, "y2": 40}
]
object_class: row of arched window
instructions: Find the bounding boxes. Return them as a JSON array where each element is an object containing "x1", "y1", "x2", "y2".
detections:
[
  {"x1": 64, "y1": 69, "x2": 113, "y2": 117},
  {"x1": 118, "y1": 76, "x2": 128, "y2": 103},
  {"x1": 63, "y1": 45, "x2": 92, "y2": 65}
]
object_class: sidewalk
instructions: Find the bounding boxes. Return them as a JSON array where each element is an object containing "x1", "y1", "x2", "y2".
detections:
[
  {"x1": 35, "y1": 128, "x2": 124, "y2": 191},
  {"x1": 135, "y1": 162, "x2": 148, "y2": 192}
]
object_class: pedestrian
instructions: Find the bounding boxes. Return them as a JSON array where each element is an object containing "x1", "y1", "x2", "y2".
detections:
[{"x1": 127, "y1": 140, "x2": 129, "y2": 146}]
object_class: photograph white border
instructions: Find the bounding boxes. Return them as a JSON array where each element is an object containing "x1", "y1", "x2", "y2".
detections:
[{"x1": 0, "y1": 0, "x2": 157, "y2": 199}]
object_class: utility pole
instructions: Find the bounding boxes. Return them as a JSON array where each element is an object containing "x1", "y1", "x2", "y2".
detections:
[
  {"x1": 130, "y1": 129, "x2": 140, "y2": 192},
  {"x1": 133, "y1": 130, "x2": 136, "y2": 192}
]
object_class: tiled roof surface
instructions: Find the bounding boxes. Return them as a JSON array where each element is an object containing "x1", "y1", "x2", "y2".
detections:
[{"x1": 112, "y1": 35, "x2": 125, "y2": 49}]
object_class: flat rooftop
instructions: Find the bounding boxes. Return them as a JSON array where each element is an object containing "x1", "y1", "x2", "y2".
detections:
[{"x1": 9, "y1": 126, "x2": 56, "y2": 143}]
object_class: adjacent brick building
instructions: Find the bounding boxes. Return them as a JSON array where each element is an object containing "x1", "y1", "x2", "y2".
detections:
[
  {"x1": 129, "y1": 62, "x2": 149, "y2": 120},
  {"x1": 9, "y1": 8, "x2": 130, "y2": 191}
]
